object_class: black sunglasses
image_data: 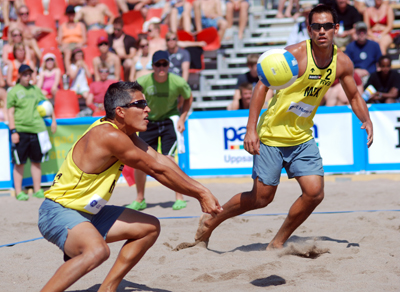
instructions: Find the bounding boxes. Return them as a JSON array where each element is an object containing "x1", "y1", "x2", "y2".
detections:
[
  {"x1": 310, "y1": 22, "x2": 336, "y2": 31},
  {"x1": 19, "y1": 12, "x2": 29, "y2": 16},
  {"x1": 167, "y1": 37, "x2": 177, "y2": 41},
  {"x1": 154, "y1": 62, "x2": 169, "y2": 67},
  {"x1": 98, "y1": 42, "x2": 108, "y2": 47},
  {"x1": 119, "y1": 99, "x2": 148, "y2": 109}
]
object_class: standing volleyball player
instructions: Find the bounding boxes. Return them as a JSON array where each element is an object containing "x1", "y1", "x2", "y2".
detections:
[{"x1": 195, "y1": 4, "x2": 373, "y2": 249}]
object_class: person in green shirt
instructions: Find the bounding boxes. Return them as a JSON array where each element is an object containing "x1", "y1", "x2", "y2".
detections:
[
  {"x1": 7, "y1": 64, "x2": 57, "y2": 201},
  {"x1": 127, "y1": 50, "x2": 193, "y2": 211}
]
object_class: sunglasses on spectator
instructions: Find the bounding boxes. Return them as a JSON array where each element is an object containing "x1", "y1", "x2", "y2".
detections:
[
  {"x1": 154, "y1": 62, "x2": 169, "y2": 67},
  {"x1": 140, "y1": 44, "x2": 149, "y2": 48},
  {"x1": 167, "y1": 37, "x2": 177, "y2": 41},
  {"x1": 19, "y1": 11, "x2": 29, "y2": 16},
  {"x1": 98, "y1": 42, "x2": 108, "y2": 47},
  {"x1": 310, "y1": 23, "x2": 336, "y2": 31},
  {"x1": 12, "y1": 33, "x2": 22, "y2": 37},
  {"x1": 118, "y1": 99, "x2": 148, "y2": 109},
  {"x1": 148, "y1": 29, "x2": 153, "y2": 32},
  {"x1": 113, "y1": 27, "x2": 122, "y2": 31},
  {"x1": 46, "y1": 58, "x2": 54, "y2": 62},
  {"x1": 99, "y1": 69, "x2": 109, "y2": 73}
]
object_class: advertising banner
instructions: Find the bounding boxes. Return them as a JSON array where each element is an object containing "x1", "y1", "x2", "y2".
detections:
[{"x1": 0, "y1": 123, "x2": 12, "y2": 189}]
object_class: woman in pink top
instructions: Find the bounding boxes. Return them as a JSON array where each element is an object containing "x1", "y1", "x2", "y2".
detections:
[{"x1": 37, "y1": 53, "x2": 62, "y2": 101}]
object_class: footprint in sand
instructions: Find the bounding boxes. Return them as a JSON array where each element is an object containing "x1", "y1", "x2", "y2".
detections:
[
  {"x1": 173, "y1": 241, "x2": 208, "y2": 251},
  {"x1": 278, "y1": 242, "x2": 330, "y2": 259}
]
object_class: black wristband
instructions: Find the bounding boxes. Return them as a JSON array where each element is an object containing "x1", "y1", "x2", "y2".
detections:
[{"x1": 10, "y1": 129, "x2": 17, "y2": 134}]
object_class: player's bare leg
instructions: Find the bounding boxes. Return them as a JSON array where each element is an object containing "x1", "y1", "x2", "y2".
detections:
[
  {"x1": 266, "y1": 175, "x2": 324, "y2": 250},
  {"x1": 99, "y1": 209, "x2": 160, "y2": 292},
  {"x1": 195, "y1": 178, "x2": 277, "y2": 243}
]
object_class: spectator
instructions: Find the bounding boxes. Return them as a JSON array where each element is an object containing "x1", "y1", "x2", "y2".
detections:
[
  {"x1": 193, "y1": 0, "x2": 228, "y2": 40},
  {"x1": 128, "y1": 50, "x2": 193, "y2": 211},
  {"x1": 86, "y1": 64, "x2": 118, "y2": 114},
  {"x1": 276, "y1": 0, "x2": 300, "y2": 18},
  {"x1": 333, "y1": 0, "x2": 361, "y2": 48},
  {"x1": 323, "y1": 72, "x2": 364, "y2": 106},
  {"x1": 345, "y1": 21, "x2": 382, "y2": 85},
  {"x1": 0, "y1": 69, "x2": 7, "y2": 122},
  {"x1": 68, "y1": 48, "x2": 91, "y2": 101},
  {"x1": 165, "y1": 32, "x2": 190, "y2": 81},
  {"x1": 225, "y1": 0, "x2": 249, "y2": 40},
  {"x1": 227, "y1": 82, "x2": 253, "y2": 110},
  {"x1": 75, "y1": 0, "x2": 115, "y2": 32},
  {"x1": 3, "y1": 27, "x2": 39, "y2": 69},
  {"x1": 6, "y1": 43, "x2": 36, "y2": 87},
  {"x1": 93, "y1": 36, "x2": 121, "y2": 81},
  {"x1": 129, "y1": 36, "x2": 153, "y2": 81},
  {"x1": 364, "y1": 55, "x2": 400, "y2": 103},
  {"x1": 116, "y1": 0, "x2": 155, "y2": 17},
  {"x1": 108, "y1": 17, "x2": 137, "y2": 81},
  {"x1": 163, "y1": 0, "x2": 192, "y2": 33},
  {"x1": 7, "y1": 64, "x2": 57, "y2": 201},
  {"x1": 36, "y1": 53, "x2": 62, "y2": 102},
  {"x1": 0, "y1": 0, "x2": 23, "y2": 25},
  {"x1": 354, "y1": 0, "x2": 381, "y2": 15},
  {"x1": 286, "y1": 4, "x2": 312, "y2": 45},
  {"x1": 364, "y1": 0, "x2": 395, "y2": 54},
  {"x1": 147, "y1": 22, "x2": 167, "y2": 58},
  {"x1": 58, "y1": 5, "x2": 87, "y2": 70},
  {"x1": 9, "y1": 5, "x2": 52, "y2": 42}
]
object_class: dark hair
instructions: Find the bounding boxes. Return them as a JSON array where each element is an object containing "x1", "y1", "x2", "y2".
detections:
[
  {"x1": 113, "y1": 16, "x2": 124, "y2": 26},
  {"x1": 378, "y1": 55, "x2": 391, "y2": 66},
  {"x1": 308, "y1": 4, "x2": 338, "y2": 25},
  {"x1": 70, "y1": 48, "x2": 84, "y2": 64},
  {"x1": 104, "y1": 81, "x2": 144, "y2": 119}
]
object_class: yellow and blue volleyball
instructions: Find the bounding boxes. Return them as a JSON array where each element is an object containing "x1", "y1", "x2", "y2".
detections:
[
  {"x1": 257, "y1": 48, "x2": 299, "y2": 90},
  {"x1": 37, "y1": 100, "x2": 53, "y2": 117}
]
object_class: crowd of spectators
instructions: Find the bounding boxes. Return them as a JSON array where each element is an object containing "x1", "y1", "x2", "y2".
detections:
[{"x1": 0, "y1": 0, "x2": 400, "y2": 121}]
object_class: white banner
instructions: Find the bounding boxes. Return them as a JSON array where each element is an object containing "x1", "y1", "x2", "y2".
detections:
[
  {"x1": 0, "y1": 129, "x2": 11, "y2": 182},
  {"x1": 187, "y1": 112, "x2": 354, "y2": 170},
  {"x1": 368, "y1": 110, "x2": 400, "y2": 164}
]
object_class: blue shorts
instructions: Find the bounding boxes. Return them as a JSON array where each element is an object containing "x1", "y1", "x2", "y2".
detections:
[
  {"x1": 201, "y1": 16, "x2": 222, "y2": 29},
  {"x1": 38, "y1": 199, "x2": 125, "y2": 252},
  {"x1": 252, "y1": 139, "x2": 324, "y2": 186}
]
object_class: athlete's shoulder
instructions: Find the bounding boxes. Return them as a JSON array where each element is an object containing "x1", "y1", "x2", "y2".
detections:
[{"x1": 285, "y1": 40, "x2": 307, "y2": 58}]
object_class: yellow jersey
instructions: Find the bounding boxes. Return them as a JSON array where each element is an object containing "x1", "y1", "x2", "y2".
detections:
[
  {"x1": 257, "y1": 40, "x2": 337, "y2": 147},
  {"x1": 45, "y1": 118, "x2": 124, "y2": 214}
]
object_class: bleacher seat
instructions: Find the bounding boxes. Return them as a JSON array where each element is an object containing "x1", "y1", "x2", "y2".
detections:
[
  {"x1": 146, "y1": 8, "x2": 163, "y2": 21},
  {"x1": 82, "y1": 46, "x2": 101, "y2": 75},
  {"x1": 2, "y1": 26, "x2": 8, "y2": 41},
  {"x1": 37, "y1": 32, "x2": 58, "y2": 49},
  {"x1": 26, "y1": 0, "x2": 44, "y2": 22},
  {"x1": 87, "y1": 29, "x2": 108, "y2": 47},
  {"x1": 159, "y1": 24, "x2": 169, "y2": 38},
  {"x1": 54, "y1": 90, "x2": 80, "y2": 118},
  {"x1": 122, "y1": 10, "x2": 144, "y2": 39},
  {"x1": 48, "y1": 0, "x2": 67, "y2": 23},
  {"x1": 177, "y1": 30, "x2": 195, "y2": 42},
  {"x1": 93, "y1": 110, "x2": 106, "y2": 117},
  {"x1": 35, "y1": 14, "x2": 57, "y2": 31},
  {"x1": 197, "y1": 27, "x2": 220, "y2": 51}
]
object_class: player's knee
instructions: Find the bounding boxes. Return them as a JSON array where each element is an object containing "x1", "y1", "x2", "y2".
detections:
[
  {"x1": 305, "y1": 189, "x2": 324, "y2": 205},
  {"x1": 85, "y1": 243, "x2": 110, "y2": 268},
  {"x1": 145, "y1": 217, "x2": 161, "y2": 245}
]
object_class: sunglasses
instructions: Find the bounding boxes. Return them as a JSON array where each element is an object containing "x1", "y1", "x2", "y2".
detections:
[
  {"x1": 45, "y1": 58, "x2": 54, "y2": 62},
  {"x1": 167, "y1": 37, "x2": 177, "y2": 41},
  {"x1": 119, "y1": 99, "x2": 148, "y2": 109},
  {"x1": 148, "y1": 29, "x2": 153, "y2": 32},
  {"x1": 12, "y1": 33, "x2": 22, "y2": 37},
  {"x1": 99, "y1": 69, "x2": 109, "y2": 73},
  {"x1": 310, "y1": 22, "x2": 336, "y2": 31},
  {"x1": 98, "y1": 42, "x2": 108, "y2": 47},
  {"x1": 140, "y1": 44, "x2": 149, "y2": 48},
  {"x1": 113, "y1": 27, "x2": 122, "y2": 31},
  {"x1": 154, "y1": 62, "x2": 169, "y2": 67},
  {"x1": 19, "y1": 12, "x2": 29, "y2": 16}
]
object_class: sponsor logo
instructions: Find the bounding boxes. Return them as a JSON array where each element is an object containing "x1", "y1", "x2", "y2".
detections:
[
  {"x1": 396, "y1": 117, "x2": 400, "y2": 148},
  {"x1": 224, "y1": 126, "x2": 246, "y2": 150},
  {"x1": 287, "y1": 101, "x2": 315, "y2": 118},
  {"x1": 304, "y1": 86, "x2": 322, "y2": 98},
  {"x1": 224, "y1": 155, "x2": 253, "y2": 164},
  {"x1": 308, "y1": 75, "x2": 322, "y2": 80},
  {"x1": 90, "y1": 200, "x2": 98, "y2": 207}
]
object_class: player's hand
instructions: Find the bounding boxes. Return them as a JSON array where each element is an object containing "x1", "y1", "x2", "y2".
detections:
[
  {"x1": 361, "y1": 120, "x2": 373, "y2": 148},
  {"x1": 244, "y1": 128, "x2": 260, "y2": 155},
  {"x1": 177, "y1": 118, "x2": 185, "y2": 133},
  {"x1": 11, "y1": 132, "x2": 19, "y2": 144},
  {"x1": 199, "y1": 191, "x2": 223, "y2": 216},
  {"x1": 51, "y1": 121, "x2": 57, "y2": 134}
]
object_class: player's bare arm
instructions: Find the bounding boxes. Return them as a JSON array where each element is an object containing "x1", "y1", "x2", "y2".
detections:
[
  {"x1": 100, "y1": 128, "x2": 222, "y2": 215},
  {"x1": 243, "y1": 81, "x2": 268, "y2": 155},
  {"x1": 337, "y1": 51, "x2": 374, "y2": 147}
]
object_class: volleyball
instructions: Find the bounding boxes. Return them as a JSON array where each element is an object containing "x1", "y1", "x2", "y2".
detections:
[
  {"x1": 257, "y1": 48, "x2": 299, "y2": 90},
  {"x1": 37, "y1": 100, "x2": 53, "y2": 117}
]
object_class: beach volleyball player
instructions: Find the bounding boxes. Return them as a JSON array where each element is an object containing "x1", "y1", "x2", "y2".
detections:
[
  {"x1": 195, "y1": 4, "x2": 373, "y2": 250},
  {"x1": 38, "y1": 82, "x2": 222, "y2": 292}
]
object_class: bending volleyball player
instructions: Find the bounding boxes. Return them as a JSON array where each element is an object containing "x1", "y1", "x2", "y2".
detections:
[{"x1": 38, "y1": 82, "x2": 222, "y2": 292}]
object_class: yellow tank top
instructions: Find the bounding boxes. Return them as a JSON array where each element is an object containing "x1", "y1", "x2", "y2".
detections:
[
  {"x1": 257, "y1": 40, "x2": 337, "y2": 147},
  {"x1": 45, "y1": 118, "x2": 124, "y2": 214}
]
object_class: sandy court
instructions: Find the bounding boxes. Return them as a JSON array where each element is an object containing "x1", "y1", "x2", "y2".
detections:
[{"x1": 0, "y1": 174, "x2": 399, "y2": 291}]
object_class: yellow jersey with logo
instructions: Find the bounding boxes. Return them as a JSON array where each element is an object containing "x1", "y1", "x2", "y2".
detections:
[
  {"x1": 45, "y1": 118, "x2": 124, "y2": 214},
  {"x1": 257, "y1": 40, "x2": 337, "y2": 147}
]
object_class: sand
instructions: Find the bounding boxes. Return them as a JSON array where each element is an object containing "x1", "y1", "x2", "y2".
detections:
[{"x1": 0, "y1": 174, "x2": 399, "y2": 291}]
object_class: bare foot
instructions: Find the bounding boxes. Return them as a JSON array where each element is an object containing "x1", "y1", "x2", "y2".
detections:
[
  {"x1": 275, "y1": 12, "x2": 284, "y2": 18},
  {"x1": 194, "y1": 213, "x2": 213, "y2": 242},
  {"x1": 266, "y1": 241, "x2": 284, "y2": 251}
]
